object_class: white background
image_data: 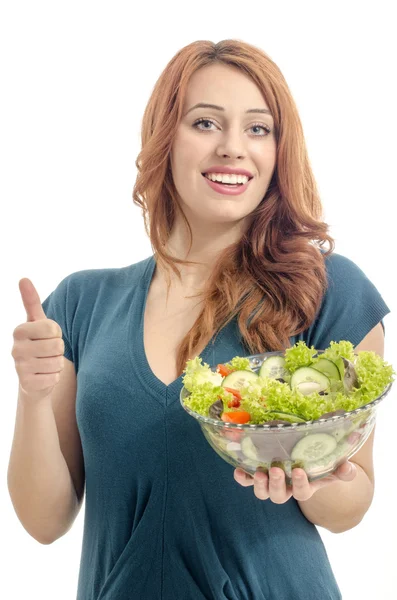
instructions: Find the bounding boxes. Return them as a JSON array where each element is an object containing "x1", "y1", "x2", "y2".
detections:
[{"x1": 1, "y1": 1, "x2": 396, "y2": 599}]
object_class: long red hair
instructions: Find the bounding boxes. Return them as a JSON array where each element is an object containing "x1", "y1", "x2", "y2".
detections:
[{"x1": 132, "y1": 39, "x2": 335, "y2": 376}]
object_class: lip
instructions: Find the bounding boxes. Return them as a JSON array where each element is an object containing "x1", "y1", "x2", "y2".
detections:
[
  {"x1": 202, "y1": 166, "x2": 254, "y2": 179},
  {"x1": 202, "y1": 173, "x2": 252, "y2": 196}
]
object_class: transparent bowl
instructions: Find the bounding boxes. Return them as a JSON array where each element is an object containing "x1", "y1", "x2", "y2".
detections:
[{"x1": 180, "y1": 351, "x2": 393, "y2": 483}]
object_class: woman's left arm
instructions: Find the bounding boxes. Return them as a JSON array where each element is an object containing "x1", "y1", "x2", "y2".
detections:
[{"x1": 234, "y1": 322, "x2": 385, "y2": 534}]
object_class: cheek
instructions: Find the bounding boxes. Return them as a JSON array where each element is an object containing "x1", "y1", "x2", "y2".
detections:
[
  {"x1": 173, "y1": 129, "x2": 210, "y2": 167},
  {"x1": 253, "y1": 144, "x2": 276, "y2": 171}
]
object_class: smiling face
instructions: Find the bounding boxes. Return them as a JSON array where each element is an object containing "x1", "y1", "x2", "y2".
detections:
[{"x1": 169, "y1": 63, "x2": 277, "y2": 231}]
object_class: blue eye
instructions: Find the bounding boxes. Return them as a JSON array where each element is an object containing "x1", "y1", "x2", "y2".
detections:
[{"x1": 192, "y1": 118, "x2": 271, "y2": 136}]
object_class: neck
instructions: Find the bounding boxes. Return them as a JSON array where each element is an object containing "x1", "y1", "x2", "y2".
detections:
[{"x1": 157, "y1": 216, "x2": 247, "y2": 289}]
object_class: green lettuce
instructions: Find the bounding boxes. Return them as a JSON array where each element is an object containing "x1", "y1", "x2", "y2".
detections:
[
  {"x1": 181, "y1": 341, "x2": 395, "y2": 424},
  {"x1": 284, "y1": 341, "x2": 317, "y2": 373},
  {"x1": 321, "y1": 340, "x2": 355, "y2": 363},
  {"x1": 182, "y1": 356, "x2": 223, "y2": 392},
  {"x1": 350, "y1": 351, "x2": 395, "y2": 408},
  {"x1": 239, "y1": 377, "x2": 340, "y2": 421},
  {"x1": 183, "y1": 382, "x2": 226, "y2": 416},
  {"x1": 224, "y1": 356, "x2": 252, "y2": 372}
]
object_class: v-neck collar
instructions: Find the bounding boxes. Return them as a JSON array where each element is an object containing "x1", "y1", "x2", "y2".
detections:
[{"x1": 129, "y1": 255, "x2": 226, "y2": 405}]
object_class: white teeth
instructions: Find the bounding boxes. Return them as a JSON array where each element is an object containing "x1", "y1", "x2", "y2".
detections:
[{"x1": 205, "y1": 173, "x2": 249, "y2": 184}]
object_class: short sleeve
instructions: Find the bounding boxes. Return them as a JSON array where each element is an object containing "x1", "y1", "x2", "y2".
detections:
[
  {"x1": 301, "y1": 253, "x2": 390, "y2": 350},
  {"x1": 41, "y1": 275, "x2": 75, "y2": 364}
]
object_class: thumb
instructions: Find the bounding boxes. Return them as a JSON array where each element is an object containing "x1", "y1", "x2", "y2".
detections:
[
  {"x1": 19, "y1": 278, "x2": 47, "y2": 322},
  {"x1": 336, "y1": 461, "x2": 357, "y2": 481}
]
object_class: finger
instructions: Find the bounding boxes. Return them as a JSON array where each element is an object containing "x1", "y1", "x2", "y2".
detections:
[
  {"x1": 253, "y1": 469, "x2": 270, "y2": 500},
  {"x1": 234, "y1": 468, "x2": 254, "y2": 487},
  {"x1": 334, "y1": 461, "x2": 357, "y2": 481},
  {"x1": 291, "y1": 468, "x2": 313, "y2": 501},
  {"x1": 307, "y1": 462, "x2": 357, "y2": 495},
  {"x1": 268, "y1": 467, "x2": 288, "y2": 504},
  {"x1": 19, "y1": 278, "x2": 47, "y2": 322}
]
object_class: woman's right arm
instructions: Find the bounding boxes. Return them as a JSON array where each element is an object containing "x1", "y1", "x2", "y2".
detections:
[{"x1": 7, "y1": 279, "x2": 85, "y2": 545}]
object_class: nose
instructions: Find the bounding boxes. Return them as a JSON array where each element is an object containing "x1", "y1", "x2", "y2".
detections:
[{"x1": 216, "y1": 127, "x2": 246, "y2": 159}]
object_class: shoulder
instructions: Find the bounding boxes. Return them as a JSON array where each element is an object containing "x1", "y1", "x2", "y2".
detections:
[
  {"x1": 297, "y1": 251, "x2": 390, "y2": 349},
  {"x1": 42, "y1": 255, "x2": 154, "y2": 315},
  {"x1": 321, "y1": 251, "x2": 389, "y2": 312},
  {"x1": 321, "y1": 252, "x2": 386, "y2": 304},
  {"x1": 55, "y1": 255, "x2": 153, "y2": 295},
  {"x1": 323, "y1": 252, "x2": 368, "y2": 286}
]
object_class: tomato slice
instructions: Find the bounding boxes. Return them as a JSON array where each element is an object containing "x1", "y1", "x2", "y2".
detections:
[
  {"x1": 221, "y1": 411, "x2": 251, "y2": 424},
  {"x1": 217, "y1": 364, "x2": 232, "y2": 377},
  {"x1": 222, "y1": 428, "x2": 244, "y2": 442},
  {"x1": 227, "y1": 397, "x2": 241, "y2": 409},
  {"x1": 223, "y1": 387, "x2": 242, "y2": 401}
]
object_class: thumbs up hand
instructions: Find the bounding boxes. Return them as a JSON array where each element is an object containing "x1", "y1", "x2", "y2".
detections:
[{"x1": 11, "y1": 279, "x2": 65, "y2": 402}]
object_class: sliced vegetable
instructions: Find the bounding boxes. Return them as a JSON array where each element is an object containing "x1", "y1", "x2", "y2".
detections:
[
  {"x1": 312, "y1": 358, "x2": 341, "y2": 381},
  {"x1": 221, "y1": 411, "x2": 251, "y2": 424},
  {"x1": 291, "y1": 433, "x2": 337, "y2": 461},
  {"x1": 265, "y1": 411, "x2": 306, "y2": 424},
  {"x1": 241, "y1": 436, "x2": 259, "y2": 460},
  {"x1": 259, "y1": 356, "x2": 287, "y2": 380},
  {"x1": 217, "y1": 364, "x2": 232, "y2": 377},
  {"x1": 227, "y1": 398, "x2": 241, "y2": 408},
  {"x1": 222, "y1": 370, "x2": 259, "y2": 390},
  {"x1": 290, "y1": 367, "x2": 331, "y2": 395},
  {"x1": 223, "y1": 387, "x2": 242, "y2": 400}
]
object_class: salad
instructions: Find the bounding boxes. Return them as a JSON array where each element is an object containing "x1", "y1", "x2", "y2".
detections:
[{"x1": 181, "y1": 340, "x2": 395, "y2": 425}]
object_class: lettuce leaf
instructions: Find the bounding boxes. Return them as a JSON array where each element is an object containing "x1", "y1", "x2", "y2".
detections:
[
  {"x1": 224, "y1": 356, "x2": 252, "y2": 372},
  {"x1": 239, "y1": 376, "x2": 339, "y2": 421},
  {"x1": 183, "y1": 382, "x2": 226, "y2": 416},
  {"x1": 321, "y1": 340, "x2": 355, "y2": 363},
  {"x1": 284, "y1": 341, "x2": 317, "y2": 373},
  {"x1": 182, "y1": 356, "x2": 223, "y2": 392},
  {"x1": 350, "y1": 351, "x2": 395, "y2": 408}
]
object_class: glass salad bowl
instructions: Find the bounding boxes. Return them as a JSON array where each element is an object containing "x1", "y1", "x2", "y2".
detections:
[{"x1": 180, "y1": 350, "x2": 393, "y2": 484}]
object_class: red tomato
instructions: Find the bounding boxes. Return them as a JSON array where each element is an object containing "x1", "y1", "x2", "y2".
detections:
[
  {"x1": 347, "y1": 431, "x2": 362, "y2": 445},
  {"x1": 222, "y1": 429, "x2": 244, "y2": 443},
  {"x1": 223, "y1": 387, "x2": 242, "y2": 401},
  {"x1": 227, "y1": 397, "x2": 241, "y2": 409},
  {"x1": 221, "y1": 411, "x2": 251, "y2": 424},
  {"x1": 217, "y1": 364, "x2": 232, "y2": 377}
]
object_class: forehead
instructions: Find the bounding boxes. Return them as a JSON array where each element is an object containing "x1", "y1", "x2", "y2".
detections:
[{"x1": 183, "y1": 63, "x2": 269, "y2": 113}]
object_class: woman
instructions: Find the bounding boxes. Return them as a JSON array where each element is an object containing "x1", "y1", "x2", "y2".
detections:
[{"x1": 9, "y1": 39, "x2": 389, "y2": 599}]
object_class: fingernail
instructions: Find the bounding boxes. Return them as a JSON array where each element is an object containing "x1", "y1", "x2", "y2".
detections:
[{"x1": 349, "y1": 464, "x2": 357, "y2": 475}]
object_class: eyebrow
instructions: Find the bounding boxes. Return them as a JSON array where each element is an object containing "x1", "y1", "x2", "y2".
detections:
[{"x1": 184, "y1": 102, "x2": 273, "y2": 117}]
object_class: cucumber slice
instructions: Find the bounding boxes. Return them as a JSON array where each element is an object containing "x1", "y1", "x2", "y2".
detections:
[
  {"x1": 306, "y1": 438, "x2": 352, "y2": 477},
  {"x1": 241, "y1": 436, "x2": 259, "y2": 460},
  {"x1": 332, "y1": 357, "x2": 345, "y2": 380},
  {"x1": 291, "y1": 433, "x2": 337, "y2": 461},
  {"x1": 312, "y1": 358, "x2": 341, "y2": 381},
  {"x1": 222, "y1": 370, "x2": 259, "y2": 389},
  {"x1": 290, "y1": 367, "x2": 330, "y2": 395},
  {"x1": 266, "y1": 411, "x2": 306, "y2": 424},
  {"x1": 259, "y1": 356, "x2": 287, "y2": 380},
  {"x1": 226, "y1": 441, "x2": 242, "y2": 452}
]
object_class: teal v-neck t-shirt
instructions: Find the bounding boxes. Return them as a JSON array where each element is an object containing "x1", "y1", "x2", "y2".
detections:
[{"x1": 42, "y1": 252, "x2": 390, "y2": 600}]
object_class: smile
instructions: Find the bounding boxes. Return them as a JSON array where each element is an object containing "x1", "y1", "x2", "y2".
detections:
[{"x1": 201, "y1": 173, "x2": 252, "y2": 196}]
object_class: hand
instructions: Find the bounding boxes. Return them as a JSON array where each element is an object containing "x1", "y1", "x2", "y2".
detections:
[
  {"x1": 11, "y1": 278, "x2": 65, "y2": 402},
  {"x1": 234, "y1": 461, "x2": 358, "y2": 503}
]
